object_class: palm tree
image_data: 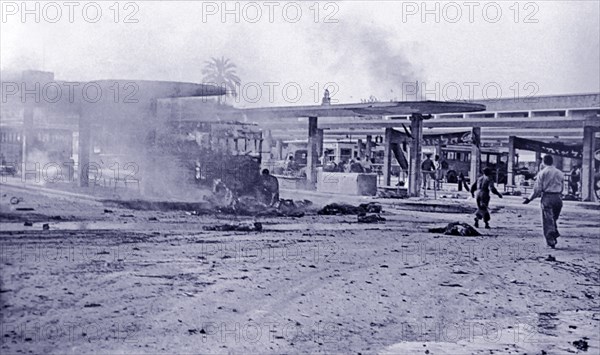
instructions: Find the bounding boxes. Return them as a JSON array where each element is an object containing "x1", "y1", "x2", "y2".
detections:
[{"x1": 201, "y1": 56, "x2": 241, "y2": 103}]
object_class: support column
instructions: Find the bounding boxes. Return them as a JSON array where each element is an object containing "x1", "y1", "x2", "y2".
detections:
[
  {"x1": 382, "y1": 128, "x2": 393, "y2": 186},
  {"x1": 581, "y1": 126, "x2": 597, "y2": 202},
  {"x1": 357, "y1": 139, "x2": 364, "y2": 159},
  {"x1": 507, "y1": 136, "x2": 515, "y2": 186},
  {"x1": 316, "y1": 129, "x2": 324, "y2": 162},
  {"x1": 469, "y1": 127, "x2": 481, "y2": 185},
  {"x1": 21, "y1": 106, "x2": 34, "y2": 181},
  {"x1": 264, "y1": 130, "x2": 273, "y2": 161},
  {"x1": 408, "y1": 115, "x2": 424, "y2": 197},
  {"x1": 434, "y1": 140, "x2": 442, "y2": 160},
  {"x1": 306, "y1": 116, "x2": 319, "y2": 190},
  {"x1": 78, "y1": 114, "x2": 92, "y2": 187},
  {"x1": 275, "y1": 140, "x2": 283, "y2": 160},
  {"x1": 535, "y1": 150, "x2": 542, "y2": 172},
  {"x1": 366, "y1": 135, "x2": 372, "y2": 160}
]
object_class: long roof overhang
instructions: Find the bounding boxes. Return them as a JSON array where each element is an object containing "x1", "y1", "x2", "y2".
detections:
[{"x1": 236, "y1": 100, "x2": 486, "y2": 119}]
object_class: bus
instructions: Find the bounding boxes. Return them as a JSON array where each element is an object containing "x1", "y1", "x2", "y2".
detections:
[{"x1": 441, "y1": 145, "x2": 513, "y2": 184}]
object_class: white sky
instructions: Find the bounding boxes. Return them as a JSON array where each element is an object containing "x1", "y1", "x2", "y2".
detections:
[{"x1": 1, "y1": 1, "x2": 599, "y2": 107}]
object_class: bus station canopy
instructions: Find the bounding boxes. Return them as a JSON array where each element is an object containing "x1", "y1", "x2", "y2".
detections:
[{"x1": 236, "y1": 100, "x2": 486, "y2": 119}]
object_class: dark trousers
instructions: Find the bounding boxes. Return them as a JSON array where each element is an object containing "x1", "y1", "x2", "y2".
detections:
[
  {"x1": 475, "y1": 193, "x2": 491, "y2": 223},
  {"x1": 541, "y1": 193, "x2": 562, "y2": 242},
  {"x1": 570, "y1": 181, "x2": 579, "y2": 195},
  {"x1": 422, "y1": 172, "x2": 435, "y2": 188}
]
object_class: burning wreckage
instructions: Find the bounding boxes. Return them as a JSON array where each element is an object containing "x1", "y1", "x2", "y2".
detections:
[
  {"x1": 114, "y1": 114, "x2": 385, "y2": 223},
  {"x1": 144, "y1": 116, "x2": 314, "y2": 217}
]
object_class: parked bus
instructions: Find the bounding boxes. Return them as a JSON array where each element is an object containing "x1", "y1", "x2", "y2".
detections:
[{"x1": 441, "y1": 145, "x2": 514, "y2": 184}]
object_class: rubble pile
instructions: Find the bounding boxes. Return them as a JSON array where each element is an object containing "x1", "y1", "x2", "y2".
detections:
[
  {"x1": 318, "y1": 202, "x2": 385, "y2": 223},
  {"x1": 104, "y1": 196, "x2": 313, "y2": 217},
  {"x1": 318, "y1": 202, "x2": 382, "y2": 215},
  {"x1": 271, "y1": 199, "x2": 313, "y2": 217},
  {"x1": 573, "y1": 338, "x2": 589, "y2": 351},
  {"x1": 428, "y1": 222, "x2": 481, "y2": 236},
  {"x1": 203, "y1": 221, "x2": 263, "y2": 232},
  {"x1": 376, "y1": 189, "x2": 408, "y2": 199},
  {"x1": 357, "y1": 213, "x2": 386, "y2": 223}
]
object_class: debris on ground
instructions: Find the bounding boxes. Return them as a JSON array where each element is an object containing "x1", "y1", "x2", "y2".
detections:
[
  {"x1": 42, "y1": 223, "x2": 50, "y2": 230},
  {"x1": 376, "y1": 189, "x2": 408, "y2": 199},
  {"x1": 202, "y1": 179, "x2": 311, "y2": 217},
  {"x1": 103, "y1": 209, "x2": 114, "y2": 214},
  {"x1": 318, "y1": 203, "x2": 383, "y2": 216},
  {"x1": 203, "y1": 221, "x2": 263, "y2": 232},
  {"x1": 439, "y1": 282, "x2": 463, "y2": 287},
  {"x1": 573, "y1": 338, "x2": 589, "y2": 351},
  {"x1": 276, "y1": 199, "x2": 312, "y2": 217},
  {"x1": 23, "y1": 221, "x2": 33, "y2": 226},
  {"x1": 440, "y1": 193, "x2": 467, "y2": 199},
  {"x1": 428, "y1": 222, "x2": 481, "y2": 236},
  {"x1": 9, "y1": 197, "x2": 21, "y2": 205},
  {"x1": 357, "y1": 213, "x2": 386, "y2": 223},
  {"x1": 546, "y1": 255, "x2": 557, "y2": 262},
  {"x1": 215, "y1": 197, "x2": 311, "y2": 217}
]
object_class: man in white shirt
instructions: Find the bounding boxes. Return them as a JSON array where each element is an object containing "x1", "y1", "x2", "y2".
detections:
[{"x1": 523, "y1": 155, "x2": 564, "y2": 248}]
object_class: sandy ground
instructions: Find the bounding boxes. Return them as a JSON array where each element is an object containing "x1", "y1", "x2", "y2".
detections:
[{"x1": 0, "y1": 184, "x2": 599, "y2": 354}]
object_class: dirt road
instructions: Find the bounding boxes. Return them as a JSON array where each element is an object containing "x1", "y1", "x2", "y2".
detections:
[{"x1": 1, "y1": 185, "x2": 599, "y2": 354}]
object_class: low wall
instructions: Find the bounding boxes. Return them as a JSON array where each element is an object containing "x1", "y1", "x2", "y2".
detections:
[
  {"x1": 273, "y1": 175, "x2": 308, "y2": 190},
  {"x1": 317, "y1": 171, "x2": 378, "y2": 196}
]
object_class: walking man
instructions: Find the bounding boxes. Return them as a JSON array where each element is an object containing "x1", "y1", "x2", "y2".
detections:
[
  {"x1": 470, "y1": 167, "x2": 503, "y2": 228},
  {"x1": 523, "y1": 155, "x2": 564, "y2": 248},
  {"x1": 421, "y1": 154, "x2": 435, "y2": 189}
]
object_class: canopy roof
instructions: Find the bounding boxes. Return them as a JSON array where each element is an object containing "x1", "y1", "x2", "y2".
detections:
[{"x1": 236, "y1": 101, "x2": 486, "y2": 119}]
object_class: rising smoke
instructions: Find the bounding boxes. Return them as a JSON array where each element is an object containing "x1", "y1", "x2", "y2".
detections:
[{"x1": 315, "y1": 20, "x2": 423, "y2": 102}]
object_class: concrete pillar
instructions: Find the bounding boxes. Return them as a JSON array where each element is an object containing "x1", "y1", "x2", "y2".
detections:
[
  {"x1": 21, "y1": 106, "x2": 34, "y2": 181},
  {"x1": 535, "y1": 150, "x2": 542, "y2": 172},
  {"x1": 507, "y1": 136, "x2": 515, "y2": 186},
  {"x1": 366, "y1": 135, "x2": 372, "y2": 160},
  {"x1": 334, "y1": 143, "x2": 342, "y2": 164},
  {"x1": 275, "y1": 140, "x2": 283, "y2": 160},
  {"x1": 316, "y1": 129, "x2": 324, "y2": 161},
  {"x1": 78, "y1": 114, "x2": 92, "y2": 187},
  {"x1": 382, "y1": 128, "x2": 393, "y2": 186},
  {"x1": 264, "y1": 130, "x2": 273, "y2": 160},
  {"x1": 469, "y1": 127, "x2": 481, "y2": 184},
  {"x1": 434, "y1": 140, "x2": 442, "y2": 160},
  {"x1": 357, "y1": 139, "x2": 363, "y2": 159},
  {"x1": 581, "y1": 126, "x2": 597, "y2": 202},
  {"x1": 408, "y1": 115, "x2": 423, "y2": 197},
  {"x1": 306, "y1": 116, "x2": 319, "y2": 189}
]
